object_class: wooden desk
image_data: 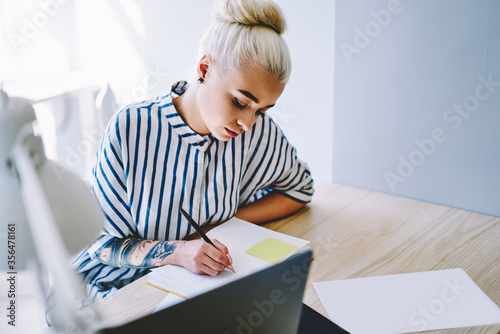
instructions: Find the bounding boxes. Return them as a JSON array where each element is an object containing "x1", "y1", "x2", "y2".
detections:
[{"x1": 88, "y1": 182, "x2": 500, "y2": 333}]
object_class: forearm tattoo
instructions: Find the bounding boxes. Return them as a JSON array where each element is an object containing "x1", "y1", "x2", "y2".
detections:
[{"x1": 97, "y1": 238, "x2": 182, "y2": 269}]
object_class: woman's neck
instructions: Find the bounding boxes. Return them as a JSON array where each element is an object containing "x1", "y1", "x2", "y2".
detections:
[{"x1": 172, "y1": 83, "x2": 210, "y2": 135}]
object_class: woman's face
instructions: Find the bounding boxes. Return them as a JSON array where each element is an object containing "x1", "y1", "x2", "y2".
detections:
[{"x1": 196, "y1": 61, "x2": 286, "y2": 141}]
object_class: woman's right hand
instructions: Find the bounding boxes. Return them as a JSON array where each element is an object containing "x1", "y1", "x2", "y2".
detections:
[{"x1": 170, "y1": 239, "x2": 234, "y2": 276}]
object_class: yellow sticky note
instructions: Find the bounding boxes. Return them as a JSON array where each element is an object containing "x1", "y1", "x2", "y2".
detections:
[{"x1": 245, "y1": 238, "x2": 299, "y2": 264}]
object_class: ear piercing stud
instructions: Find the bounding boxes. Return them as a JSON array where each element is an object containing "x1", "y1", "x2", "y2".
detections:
[{"x1": 197, "y1": 78, "x2": 204, "y2": 84}]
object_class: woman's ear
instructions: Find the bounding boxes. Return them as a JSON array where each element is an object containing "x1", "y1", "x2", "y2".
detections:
[{"x1": 197, "y1": 54, "x2": 211, "y2": 80}]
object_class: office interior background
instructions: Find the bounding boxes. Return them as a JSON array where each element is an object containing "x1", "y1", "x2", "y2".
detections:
[
  {"x1": 1, "y1": 0, "x2": 499, "y2": 218},
  {"x1": 0, "y1": 0, "x2": 499, "y2": 332}
]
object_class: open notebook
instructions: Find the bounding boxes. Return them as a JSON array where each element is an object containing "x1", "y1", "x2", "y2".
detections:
[{"x1": 147, "y1": 217, "x2": 310, "y2": 299}]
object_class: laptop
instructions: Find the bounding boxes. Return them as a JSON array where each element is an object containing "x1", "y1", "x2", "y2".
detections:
[{"x1": 101, "y1": 250, "x2": 348, "y2": 333}]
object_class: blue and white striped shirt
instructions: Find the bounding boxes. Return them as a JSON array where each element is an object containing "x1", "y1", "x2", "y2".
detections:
[{"x1": 72, "y1": 81, "x2": 314, "y2": 301}]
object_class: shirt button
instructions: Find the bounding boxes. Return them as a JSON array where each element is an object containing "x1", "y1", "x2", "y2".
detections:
[{"x1": 199, "y1": 142, "x2": 204, "y2": 147}]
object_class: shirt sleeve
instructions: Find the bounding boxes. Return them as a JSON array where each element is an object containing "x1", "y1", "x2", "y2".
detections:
[
  {"x1": 244, "y1": 115, "x2": 314, "y2": 204},
  {"x1": 85, "y1": 108, "x2": 137, "y2": 259},
  {"x1": 269, "y1": 151, "x2": 314, "y2": 204}
]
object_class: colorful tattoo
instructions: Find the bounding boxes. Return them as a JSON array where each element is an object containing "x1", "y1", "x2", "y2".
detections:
[{"x1": 97, "y1": 238, "x2": 181, "y2": 269}]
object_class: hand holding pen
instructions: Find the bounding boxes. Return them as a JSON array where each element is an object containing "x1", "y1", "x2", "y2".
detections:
[{"x1": 179, "y1": 209, "x2": 235, "y2": 275}]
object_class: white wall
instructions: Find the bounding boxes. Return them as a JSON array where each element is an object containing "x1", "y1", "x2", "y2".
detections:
[
  {"x1": 73, "y1": 0, "x2": 335, "y2": 182},
  {"x1": 5, "y1": 0, "x2": 498, "y2": 216},
  {"x1": 273, "y1": 0, "x2": 335, "y2": 183},
  {"x1": 333, "y1": 0, "x2": 500, "y2": 217},
  {"x1": 1, "y1": 0, "x2": 335, "y2": 183}
]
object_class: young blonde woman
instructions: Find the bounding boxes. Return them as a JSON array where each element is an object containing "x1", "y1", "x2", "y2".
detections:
[{"x1": 73, "y1": 0, "x2": 314, "y2": 301}]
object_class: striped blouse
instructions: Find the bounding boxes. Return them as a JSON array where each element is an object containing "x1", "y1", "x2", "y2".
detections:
[{"x1": 72, "y1": 81, "x2": 314, "y2": 301}]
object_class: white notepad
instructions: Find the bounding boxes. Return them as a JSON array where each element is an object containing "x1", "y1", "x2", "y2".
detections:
[
  {"x1": 313, "y1": 268, "x2": 500, "y2": 334},
  {"x1": 148, "y1": 217, "x2": 310, "y2": 299}
]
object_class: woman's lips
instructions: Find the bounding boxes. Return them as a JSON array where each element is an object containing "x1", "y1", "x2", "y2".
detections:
[{"x1": 225, "y1": 127, "x2": 240, "y2": 138}]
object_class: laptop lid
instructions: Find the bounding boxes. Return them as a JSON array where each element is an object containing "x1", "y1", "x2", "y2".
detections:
[{"x1": 101, "y1": 250, "x2": 313, "y2": 334}]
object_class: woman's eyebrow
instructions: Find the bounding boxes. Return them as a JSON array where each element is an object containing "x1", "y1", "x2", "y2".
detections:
[
  {"x1": 238, "y1": 90, "x2": 275, "y2": 108},
  {"x1": 238, "y1": 90, "x2": 259, "y2": 103}
]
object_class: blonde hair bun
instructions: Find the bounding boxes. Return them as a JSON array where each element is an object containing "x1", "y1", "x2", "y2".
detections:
[
  {"x1": 213, "y1": 0, "x2": 286, "y2": 35},
  {"x1": 200, "y1": 0, "x2": 291, "y2": 83}
]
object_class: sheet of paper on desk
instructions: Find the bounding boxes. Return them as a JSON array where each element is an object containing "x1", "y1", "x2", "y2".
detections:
[{"x1": 313, "y1": 268, "x2": 500, "y2": 334}]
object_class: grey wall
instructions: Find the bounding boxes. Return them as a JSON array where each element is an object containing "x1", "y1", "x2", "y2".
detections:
[
  {"x1": 333, "y1": 0, "x2": 500, "y2": 216},
  {"x1": 6, "y1": 0, "x2": 498, "y2": 216}
]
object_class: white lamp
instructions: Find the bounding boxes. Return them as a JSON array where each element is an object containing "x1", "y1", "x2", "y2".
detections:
[{"x1": 1, "y1": 88, "x2": 104, "y2": 333}]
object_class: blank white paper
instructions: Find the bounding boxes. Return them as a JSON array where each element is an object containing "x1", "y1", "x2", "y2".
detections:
[
  {"x1": 313, "y1": 268, "x2": 500, "y2": 334},
  {"x1": 153, "y1": 293, "x2": 186, "y2": 313},
  {"x1": 148, "y1": 218, "x2": 310, "y2": 298}
]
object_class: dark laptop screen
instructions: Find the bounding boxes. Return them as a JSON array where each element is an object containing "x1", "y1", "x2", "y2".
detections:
[{"x1": 102, "y1": 251, "x2": 313, "y2": 334}]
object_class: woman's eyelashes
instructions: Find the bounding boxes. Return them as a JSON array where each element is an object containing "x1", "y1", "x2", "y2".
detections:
[
  {"x1": 233, "y1": 97, "x2": 266, "y2": 116},
  {"x1": 232, "y1": 97, "x2": 247, "y2": 110}
]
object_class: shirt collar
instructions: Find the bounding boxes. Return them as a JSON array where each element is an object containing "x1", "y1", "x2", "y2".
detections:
[{"x1": 164, "y1": 81, "x2": 214, "y2": 151}]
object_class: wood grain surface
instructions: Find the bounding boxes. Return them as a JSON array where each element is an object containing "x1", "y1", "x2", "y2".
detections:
[{"x1": 85, "y1": 181, "x2": 500, "y2": 333}]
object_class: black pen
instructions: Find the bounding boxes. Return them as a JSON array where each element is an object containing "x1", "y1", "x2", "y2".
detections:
[{"x1": 180, "y1": 208, "x2": 235, "y2": 273}]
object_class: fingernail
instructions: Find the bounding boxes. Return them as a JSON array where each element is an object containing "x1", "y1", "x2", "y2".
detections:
[
  {"x1": 227, "y1": 253, "x2": 233, "y2": 264},
  {"x1": 228, "y1": 264, "x2": 235, "y2": 273}
]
